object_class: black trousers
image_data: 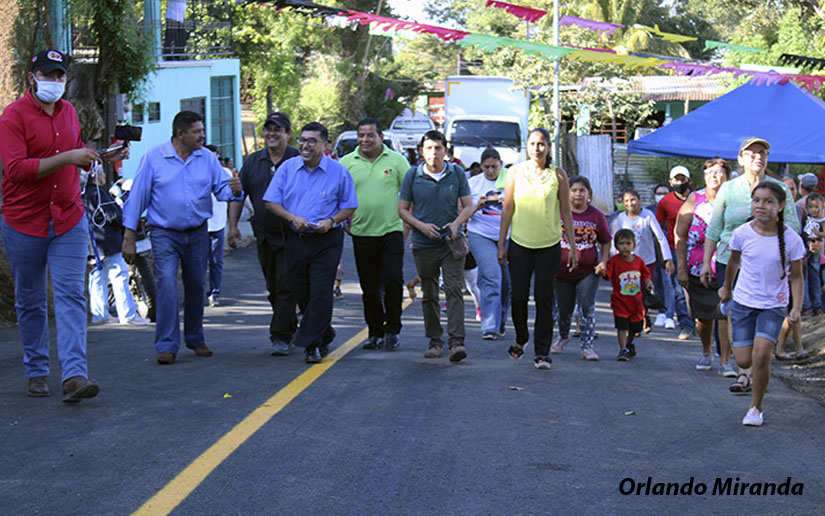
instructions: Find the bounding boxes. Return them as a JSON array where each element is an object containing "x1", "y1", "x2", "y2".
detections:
[
  {"x1": 285, "y1": 228, "x2": 343, "y2": 350},
  {"x1": 508, "y1": 240, "x2": 561, "y2": 357},
  {"x1": 352, "y1": 231, "x2": 404, "y2": 338},
  {"x1": 256, "y1": 236, "x2": 297, "y2": 343}
]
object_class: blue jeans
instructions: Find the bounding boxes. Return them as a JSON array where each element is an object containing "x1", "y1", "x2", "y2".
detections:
[
  {"x1": 665, "y1": 248, "x2": 694, "y2": 330},
  {"x1": 730, "y1": 301, "x2": 785, "y2": 347},
  {"x1": 89, "y1": 252, "x2": 139, "y2": 322},
  {"x1": 1, "y1": 217, "x2": 89, "y2": 381},
  {"x1": 468, "y1": 232, "x2": 510, "y2": 334},
  {"x1": 555, "y1": 273, "x2": 599, "y2": 346},
  {"x1": 208, "y1": 229, "x2": 225, "y2": 298},
  {"x1": 150, "y1": 224, "x2": 209, "y2": 354},
  {"x1": 803, "y1": 252, "x2": 822, "y2": 312},
  {"x1": 654, "y1": 262, "x2": 671, "y2": 317}
]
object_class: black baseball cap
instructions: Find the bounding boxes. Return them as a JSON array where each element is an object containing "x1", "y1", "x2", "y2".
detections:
[
  {"x1": 264, "y1": 112, "x2": 291, "y2": 131},
  {"x1": 31, "y1": 49, "x2": 68, "y2": 74}
]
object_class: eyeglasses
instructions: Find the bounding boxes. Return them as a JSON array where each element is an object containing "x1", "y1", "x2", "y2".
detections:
[
  {"x1": 296, "y1": 137, "x2": 319, "y2": 147},
  {"x1": 704, "y1": 169, "x2": 727, "y2": 175}
]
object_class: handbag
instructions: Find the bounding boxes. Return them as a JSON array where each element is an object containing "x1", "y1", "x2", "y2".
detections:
[
  {"x1": 643, "y1": 288, "x2": 665, "y2": 310},
  {"x1": 445, "y1": 232, "x2": 470, "y2": 260}
]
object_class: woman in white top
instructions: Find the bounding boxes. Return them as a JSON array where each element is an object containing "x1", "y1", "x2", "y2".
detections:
[{"x1": 467, "y1": 149, "x2": 510, "y2": 340}]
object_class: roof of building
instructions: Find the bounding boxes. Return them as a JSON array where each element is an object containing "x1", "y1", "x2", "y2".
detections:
[{"x1": 581, "y1": 75, "x2": 725, "y2": 101}]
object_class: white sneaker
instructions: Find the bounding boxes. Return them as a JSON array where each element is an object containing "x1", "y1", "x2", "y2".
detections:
[
  {"x1": 695, "y1": 353, "x2": 712, "y2": 370},
  {"x1": 720, "y1": 362, "x2": 737, "y2": 377},
  {"x1": 742, "y1": 407, "x2": 764, "y2": 426},
  {"x1": 664, "y1": 318, "x2": 676, "y2": 329},
  {"x1": 550, "y1": 336, "x2": 569, "y2": 354},
  {"x1": 126, "y1": 316, "x2": 151, "y2": 325},
  {"x1": 653, "y1": 313, "x2": 667, "y2": 327}
]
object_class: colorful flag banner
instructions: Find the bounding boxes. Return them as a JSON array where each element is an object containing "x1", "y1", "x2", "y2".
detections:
[
  {"x1": 703, "y1": 40, "x2": 766, "y2": 53},
  {"x1": 344, "y1": 10, "x2": 470, "y2": 41},
  {"x1": 253, "y1": 0, "x2": 346, "y2": 18},
  {"x1": 568, "y1": 47, "x2": 668, "y2": 70},
  {"x1": 484, "y1": 1, "x2": 546, "y2": 23},
  {"x1": 640, "y1": 24, "x2": 697, "y2": 43},
  {"x1": 251, "y1": 1, "x2": 825, "y2": 94},
  {"x1": 459, "y1": 33, "x2": 576, "y2": 61},
  {"x1": 559, "y1": 15, "x2": 624, "y2": 36},
  {"x1": 779, "y1": 54, "x2": 825, "y2": 71}
]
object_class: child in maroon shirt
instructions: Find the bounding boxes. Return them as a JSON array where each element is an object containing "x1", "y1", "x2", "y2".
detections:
[{"x1": 602, "y1": 229, "x2": 654, "y2": 361}]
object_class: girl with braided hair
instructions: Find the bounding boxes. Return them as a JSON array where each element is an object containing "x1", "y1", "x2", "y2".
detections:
[
  {"x1": 701, "y1": 137, "x2": 800, "y2": 392},
  {"x1": 718, "y1": 181, "x2": 805, "y2": 426}
]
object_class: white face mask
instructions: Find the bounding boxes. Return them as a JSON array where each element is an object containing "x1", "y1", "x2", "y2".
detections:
[
  {"x1": 655, "y1": 194, "x2": 666, "y2": 204},
  {"x1": 34, "y1": 79, "x2": 65, "y2": 103}
]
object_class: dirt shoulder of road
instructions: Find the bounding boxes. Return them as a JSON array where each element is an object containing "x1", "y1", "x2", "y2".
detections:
[{"x1": 773, "y1": 314, "x2": 825, "y2": 407}]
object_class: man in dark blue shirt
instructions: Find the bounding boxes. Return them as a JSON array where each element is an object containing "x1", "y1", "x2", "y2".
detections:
[{"x1": 228, "y1": 112, "x2": 299, "y2": 356}]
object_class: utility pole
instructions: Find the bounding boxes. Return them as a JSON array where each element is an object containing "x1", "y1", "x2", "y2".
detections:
[
  {"x1": 356, "y1": 0, "x2": 385, "y2": 98},
  {"x1": 49, "y1": 0, "x2": 71, "y2": 53},
  {"x1": 552, "y1": 0, "x2": 560, "y2": 165}
]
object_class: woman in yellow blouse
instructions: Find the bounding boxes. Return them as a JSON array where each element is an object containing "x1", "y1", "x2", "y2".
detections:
[{"x1": 498, "y1": 128, "x2": 578, "y2": 370}]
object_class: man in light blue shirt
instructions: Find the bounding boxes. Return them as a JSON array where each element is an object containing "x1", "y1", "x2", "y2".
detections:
[
  {"x1": 264, "y1": 121, "x2": 358, "y2": 363},
  {"x1": 122, "y1": 110, "x2": 242, "y2": 364}
]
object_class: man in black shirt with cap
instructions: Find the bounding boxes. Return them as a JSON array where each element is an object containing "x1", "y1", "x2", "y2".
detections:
[{"x1": 228, "y1": 112, "x2": 299, "y2": 355}]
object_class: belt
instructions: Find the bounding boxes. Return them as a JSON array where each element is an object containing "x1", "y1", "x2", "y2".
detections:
[
  {"x1": 292, "y1": 227, "x2": 340, "y2": 240},
  {"x1": 148, "y1": 222, "x2": 206, "y2": 233}
]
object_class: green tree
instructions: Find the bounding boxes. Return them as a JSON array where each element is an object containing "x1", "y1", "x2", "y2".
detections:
[{"x1": 233, "y1": 2, "x2": 425, "y2": 140}]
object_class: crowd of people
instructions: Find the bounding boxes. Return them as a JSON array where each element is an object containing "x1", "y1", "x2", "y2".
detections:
[{"x1": 1, "y1": 49, "x2": 822, "y2": 428}]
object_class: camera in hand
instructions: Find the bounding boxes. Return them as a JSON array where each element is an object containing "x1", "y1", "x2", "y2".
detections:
[
  {"x1": 483, "y1": 192, "x2": 502, "y2": 208},
  {"x1": 114, "y1": 125, "x2": 142, "y2": 142}
]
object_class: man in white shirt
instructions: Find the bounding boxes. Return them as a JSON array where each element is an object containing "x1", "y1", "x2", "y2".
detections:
[{"x1": 205, "y1": 144, "x2": 233, "y2": 307}]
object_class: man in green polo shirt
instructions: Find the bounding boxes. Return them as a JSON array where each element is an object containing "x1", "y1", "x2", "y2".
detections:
[{"x1": 340, "y1": 117, "x2": 411, "y2": 351}]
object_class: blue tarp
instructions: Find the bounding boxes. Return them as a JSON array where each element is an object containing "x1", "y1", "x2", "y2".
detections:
[{"x1": 627, "y1": 81, "x2": 825, "y2": 163}]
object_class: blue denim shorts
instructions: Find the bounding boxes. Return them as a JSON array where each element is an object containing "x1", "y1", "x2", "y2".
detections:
[{"x1": 730, "y1": 301, "x2": 786, "y2": 348}]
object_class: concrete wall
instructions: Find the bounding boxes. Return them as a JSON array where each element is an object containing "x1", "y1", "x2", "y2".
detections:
[
  {"x1": 121, "y1": 58, "x2": 242, "y2": 178},
  {"x1": 0, "y1": 0, "x2": 19, "y2": 111}
]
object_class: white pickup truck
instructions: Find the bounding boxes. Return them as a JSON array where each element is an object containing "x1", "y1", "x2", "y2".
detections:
[
  {"x1": 389, "y1": 113, "x2": 436, "y2": 152},
  {"x1": 444, "y1": 76, "x2": 530, "y2": 167}
]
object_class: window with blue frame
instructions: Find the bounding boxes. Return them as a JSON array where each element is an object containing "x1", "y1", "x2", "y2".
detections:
[
  {"x1": 180, "y1": 97, "x2": 206, "y2": 118},
  {"x1": 210, "y1": 76, "x2": 235, "y2": 162}
]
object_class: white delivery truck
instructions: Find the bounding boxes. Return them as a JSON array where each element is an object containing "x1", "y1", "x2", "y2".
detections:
[{"x1": 444, "y1": 76, "x2": 530, "y2": 168}]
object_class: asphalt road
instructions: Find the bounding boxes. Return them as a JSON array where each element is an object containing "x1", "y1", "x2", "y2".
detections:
[{"x1": 1, "y1": 236, "x2": 824, "y2": 515}]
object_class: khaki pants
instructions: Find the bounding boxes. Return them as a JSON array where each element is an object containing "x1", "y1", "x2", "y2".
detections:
[{"x1": 413, "y1": 245, "x2": 465, "y2": 346}]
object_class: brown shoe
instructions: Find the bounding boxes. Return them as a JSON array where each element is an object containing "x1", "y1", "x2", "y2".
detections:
[
  {"x1": 61, "y1": 376, "x2": 100, "y2": 403},
  {"x1": 157, "y1": 352, "x2": 176, "y2": 364},
  {"x1": 191, "y1": 344, "x2": 213, "y2": 357},
  {"x1": 449, "y1": 345, "x2": 467, "y2": 363},
  {"x1": 423, "y1": 342, "x2": 444, "y2": 358},
  {"x1": 27, "y1": 376, "x2": 50, "y2": 397}
]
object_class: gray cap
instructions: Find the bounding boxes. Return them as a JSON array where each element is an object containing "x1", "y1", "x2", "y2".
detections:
[{"x1": 799, "y1": 173, "x2": 818, "y2": 190}]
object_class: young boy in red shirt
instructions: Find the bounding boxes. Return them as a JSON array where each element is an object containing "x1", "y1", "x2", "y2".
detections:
[{"x1": 602, "y1": 229, "x2": 654, "y2": 361}]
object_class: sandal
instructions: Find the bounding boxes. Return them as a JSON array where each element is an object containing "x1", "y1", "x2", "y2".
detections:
[
  {"x1": 729, "y1": 373, "x2": 752, "y2": 394},
  {"x1": 795, "y1": 351, "x2": 811, "y2": 360},
  {"x1": 507, "y1": 344, "x2": 524, "y2": 360},
  {"x1": 774, "y1": 352, "x2": 793, "y2": 361}
]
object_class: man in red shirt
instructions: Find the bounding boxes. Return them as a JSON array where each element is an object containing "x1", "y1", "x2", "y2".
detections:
[
  {"x1": 656, "y1": 165, "x2": 695, "y2": 340},
  {"x1": 0, "y1": 49, "x2": 127, "y2": 402}
]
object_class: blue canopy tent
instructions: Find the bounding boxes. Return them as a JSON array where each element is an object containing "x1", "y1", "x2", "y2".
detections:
[{"x1": 627, "y1": 81, "x2": 825, "y2": 163}]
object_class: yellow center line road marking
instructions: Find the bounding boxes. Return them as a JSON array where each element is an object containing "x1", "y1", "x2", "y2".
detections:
[{"x1": 133, "y1": 299, "x2": 412, "y2": 516}]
